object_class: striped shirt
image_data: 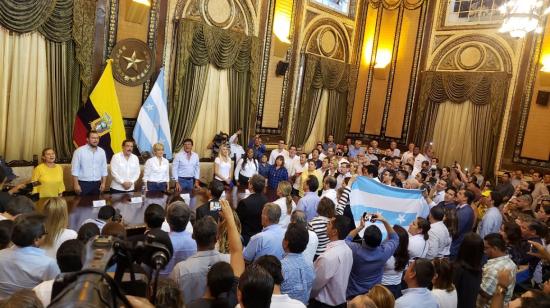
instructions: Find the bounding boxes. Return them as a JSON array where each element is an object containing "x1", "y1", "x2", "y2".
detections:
[
  {"x1": 308, "y1": 216, "x2": 330, "y2": 256},
  {"x1": 336, "y1": 187, "x2": 351, "y2": 215}
]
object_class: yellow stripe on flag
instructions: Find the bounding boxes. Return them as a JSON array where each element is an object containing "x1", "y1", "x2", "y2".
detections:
[{"x1": 89, "y1": 59, "x2": 126, "y2": 154}]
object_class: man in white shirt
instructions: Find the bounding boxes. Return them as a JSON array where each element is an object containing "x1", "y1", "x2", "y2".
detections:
[
  {"x1": 269, "y1": 139, "x2": 289, "y2": 165},
  {"x1": 110, "y1": 140, "x2": 141, "y2": 193},
  {"x1": 336, "y1": 162, "x2": 351, "y2": 189},
  {"x1": 321, "y1": 176, "x2": 338, "y2": 205},
  {"x1": 431, "y1": 179, "x2": 447, "y2": 206},
  {"x1": 401, "y1": 143, "x2": 415, "y2": 163},
  {"x1": 413, "y1": 146, "x2": 428, "y2": 171},
  {"x1": 389, "y1": 140, "x2": 401, "y2": 157},
  {"x1": 426, "y1": 206, "x2": 451, "y2": 259},
  {"x1": 285, "y1": 145, "x2": 301, "y2": 177},
  {"x1": 291, "y1": 154, "x2": 308, "y2": 196},
  {"x1": 311, "y1": 215, "x2": 353, "y2": 307},
  {"x1": 290, "y1": 211, "x2": 318, "y2": 265}
]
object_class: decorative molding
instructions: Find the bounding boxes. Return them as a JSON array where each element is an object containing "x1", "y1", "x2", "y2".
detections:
[
  {"x1": 305, "y1": 9, "x2": 319, "y2": 26},
  {"x1": 142, "y1": 0, "x2": 161, "y2": 99},
  {"x1": 432, "y1": 34, "x2": 452, "y2": 53},
  {"x1": 104, "y1": 0, "x2": 119, "y2": 62},
  {"x1": 301, "y1": 17, "x2": 352, "y2": 63}
]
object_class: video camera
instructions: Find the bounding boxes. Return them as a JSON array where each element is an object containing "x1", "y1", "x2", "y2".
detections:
[{"x1": 49, "y1": 232, "x2": 173, "y2": 308}]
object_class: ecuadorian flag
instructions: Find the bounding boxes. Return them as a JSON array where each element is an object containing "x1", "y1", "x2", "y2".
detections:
[
  {"x1": 73, "y1": 59, "x2": 126, "y2": 160},
  {"x1": 350, "y1": 177, "x2": 425, "y2": 235}
]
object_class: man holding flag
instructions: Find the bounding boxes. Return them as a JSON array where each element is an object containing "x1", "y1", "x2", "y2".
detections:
[{"x1": 133, "y1": 67, "x2": 173, "y2": 160}]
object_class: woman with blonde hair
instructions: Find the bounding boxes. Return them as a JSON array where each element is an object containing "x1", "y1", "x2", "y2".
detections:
[
  {"x1": 31, "y1": 148, "x2": 65, "y2": 198},
  {"x1": 367, "y1": 284, "x2": 395, "y2": 308},
  {"x1": 42, "y1": 197, "x2": 77, "y2": 258},
  {"x1": 217, "y1": 209, "x2": 242, "y2": 254},
  {"x1": 143, "y1": 143, "x2": 170, "y2": 192},
  {"x1": 214, "y1": 144, "x2": 233, "y2": 188},
  {"x1": 274, "y1": 181, "x2": 296, "y2": 228}
]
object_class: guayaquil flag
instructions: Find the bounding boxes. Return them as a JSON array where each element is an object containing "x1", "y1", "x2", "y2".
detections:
[{"x1": 73, "y1": 59, "x2": 125, "y2": 160}]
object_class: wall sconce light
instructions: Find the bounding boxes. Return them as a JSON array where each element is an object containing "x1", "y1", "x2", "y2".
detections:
[
  {"x1": 540, "y1": 54, "x2": 550, "y2": 87},
  {"x1": 126, "y1": 0, "x2": 151, "y2": 24},
  {"x1": 373, "y1": 50, "x2": 392, "y2": 80}
]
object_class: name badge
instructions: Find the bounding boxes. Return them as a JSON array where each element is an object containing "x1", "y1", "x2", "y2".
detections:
[
  {"x1": 130, "y1": 197, "x2": 143, "y2": 204},
  {"x1": 93, "y1": 200, "x2": 106, "y2": 207},
  {"x1": 180, "y1": 193, "x2": 191, "y2": 205}
]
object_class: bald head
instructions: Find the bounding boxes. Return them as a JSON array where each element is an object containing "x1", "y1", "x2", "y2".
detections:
[{"x1": 404, "y1": 179, "x2": 420, "y2": 189}]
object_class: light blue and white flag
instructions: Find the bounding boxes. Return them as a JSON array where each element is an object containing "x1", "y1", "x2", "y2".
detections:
[
  {"x1": 350, "y1": 177, "x2": 424, "y2": 234},
  {"x1": 133, "y1": 68, "x2": 173, "y2": 159}
]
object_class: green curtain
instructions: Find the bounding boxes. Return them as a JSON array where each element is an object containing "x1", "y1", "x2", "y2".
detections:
[
  {"x1": 326, "y1": 90, "x2": 348, "y2": 143},
  {"x1": 72, "y1": 0, "x2": 96, "y2": 102},
  {"x1": 414, "y1": 71, "x2": 510, "y2": 176},
  {"x1": 46, "y1": 40, "x2": 81, "y2": 160},
  {"x1": 292, "y1": 53, "x2": 349, "y2": 147},
  {"x1": 169, "y1": 19, "x2": 260, "y2": 151}
]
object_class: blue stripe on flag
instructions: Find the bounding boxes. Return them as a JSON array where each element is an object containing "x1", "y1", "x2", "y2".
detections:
[
  {"x1": 350, "y1": 205, "x2": 417, "y2": 227},
  {"x1": 352, "y1": 176, "x2": 422, "y2": 199}
]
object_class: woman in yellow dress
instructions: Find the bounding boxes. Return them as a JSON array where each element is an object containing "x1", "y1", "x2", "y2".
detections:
[{"x1": 32, "y1": 148, "x2": 65, "y2": 198}]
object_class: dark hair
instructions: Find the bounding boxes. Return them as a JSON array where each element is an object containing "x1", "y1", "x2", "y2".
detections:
[
  {"x1": 462, "y1": 189, "x2": 475, "y2": 204},
  {"x1": 238, "y1": 264, "x2": 274, "y2": 308},
  {"x1": 209, "y1": 180, "x2": 225, "y2": 199},
  {"x1": 456, "y1": 232, "x2": 483, "y2": 273},
  {"x1": 430, "y1": 206, "x2": 445, "y2": 221},
  {"x1": 363, "y1": 225, "x2": 382, "y2": 248},
  {"x1": 284, "y1": 223, "x2": 309, "y2": 253},
  {"x1": 416, "y1": 217, "x2": 431, "y2": 241},
  {"x1": 11, "y1": 213, "x2": 46, "y2": 247},
  {"x1": 432, "y1": 258, "x2": 454, "y2": 291},
  {"x1": 77, "y1": 222, "x2": 100, "y2": 243},
  {"x1": 0, "y1": 220, "x2": 14, "y2": 249},
  {"x1": 255, "y1": 255, "x2": 283, "y2": 285},
  {"x1": 393, "y1": 225, "x2": 410, "y2": 271},
  {"x1": 101, "y1": 222, "x2": 127, "y2": 240},
  {"x1": 121, "y1": 139, "x2": 134, "y2": 147},
  {"x1": 98, "y1": 205, "x2": 116, "y2": 220},
  {"x1": 275, "y1": 155, "x2": 285, "y2": 167},
  {"x1": 207, "y1": 262, "x2": 235, "y2": 306},
  {"x1": 317, "y1": 198, "x2": 336, "y2": 218},
  {"x1": 324, "y1": 176, "x2": 337, "y2": 189},
  {"x1": 484, "y1": 233, "x2": 506, "y2": 252},
  {"x1": 306, "y1": 175, "x2": 319, "y2": 192},
  {"x1": 502, "y1": 222, "x2": 522, "y2": 246},
  {"x1": 250, "y1": 174, "x2": 266, "y2": 193},
  {"x1": 193, "y1": 216, "x2": 218, "y2": 247},
  {"x1": 445, "y1": 186, "x2": 457, "y2": 195},
  {"x1": 57, "y1": 239, "x2": 84, "y2": 272},
  {"x1": 332, "y1": 215, "x2": 351, "y2": 240},
  {"x1": 183, "y1": 138, "x2": 194, "y2": 145},
  {"x1": 366, "y1": 165, "x2": 378, "y2": 177},
  {"x1": 413, "y1": 258, "x2": 435, "y2": 288},
  {"x1": 167, "y1": 202, "x2": 191, "y2": 232},
  {"x1": 155, "y1": 278, "x2": 184, "y2": 308},
  {"x1": 144, "y1": 203, "x2": 165, "y2": 229},
  {"x1": 5, "y1": 196, "x2": 35, "y2": 216},
  {"x1": 503, "y1": 172, "x2": 511, "y2": 178},
  {"x1": 87, "y1": 130, "x2": 99, "y2": 138},
  {"x1": 443, "y1": 208, "x2": 458, "y2": 237}
]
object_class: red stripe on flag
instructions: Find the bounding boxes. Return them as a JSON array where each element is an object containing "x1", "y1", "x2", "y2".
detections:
[{"x1": 73, "y1": 117, "x2": 88, "y2": 147}]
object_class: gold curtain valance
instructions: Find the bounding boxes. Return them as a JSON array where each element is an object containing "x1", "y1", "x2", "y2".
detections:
[
  {"x1": 304, "y1": 53, "x2": 350, "y2": 93},
  {"x1": 0, "y1": 0, "x2": 73, "y2": 42}
]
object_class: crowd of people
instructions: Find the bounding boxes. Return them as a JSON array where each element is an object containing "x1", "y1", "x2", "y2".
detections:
[{"x1": 0, "y1": 132, "x2": 549, "y2": 308}]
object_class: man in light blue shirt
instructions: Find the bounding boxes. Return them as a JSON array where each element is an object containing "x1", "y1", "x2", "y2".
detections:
[
  {"x1": 172, "y1": 138, "x2": 200, "y2": 192},
  {"x1": 243, "y1": 203, "x2": 285, "y2": 262},
  {"x1": 395, "y1": 258, "x2": 438, "y2": 308},
  {"x1": 281, "y1": 223, "x2": 315, "y2": 304},
  {"x1": 478, "y1": 191, "x2": 503, "y2": 239},
  {"x1": 160, "y1": 201, "x2": 197, "y2": 277},
  {"x1": 348, "y1": 139, "x2": 363, "y2": 159},
  {"x1": 296, "y1": 175, "x2": 320, "y2": 222},
  {"x1": 71, "y1": 130, "x2": 108, "y2": 195},
  {"x1": 0, "y1": 213, "x2": 60, "y2": 299}
]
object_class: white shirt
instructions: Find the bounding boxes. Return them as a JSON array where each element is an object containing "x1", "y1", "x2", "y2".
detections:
[
  {"x1": 392, "y1": 148, "x2": 401, "y2": 157},
  {"x1": 311, "y1": 240, "x2": 353, "y2": 306},
  {"x1": 321, "y1": 189, "x2": 338, "y2": 205},
  {"x1": 382, "y1": 256, "x2": 405, "y2": 285},
  {"x1": 433, "y1": 190, "x2": 445, "y2": 205},
  {"x1": 33, "y1": 279, "x2": 54, "y2": 307},
  {"x1": 292, "y1": 163, "x2": 307, "y2": 190},
  {"x1": 414, "y1": 153, "x2": 428, "y2": 170},
  {"x1": 143, "y1": 156, "x2": 170, "y2": 183},
  {"x1": 285, "y1": 155, "x2": 301, "y2": 177},
  {"x1": 303, "y1": 230, "x2": 319, "y2": 266},
  {"x1": 274, "y1": 197, "x2": 296, "y2": 228},
  {"x1": 109, "y1": 152, "x2": 140, "y2": 191},
  {"x1": 214, "y1": 157, "x2": 232, "y2": 181},
  {"x1": 401, "y1": 150, "x2": 414, "y2": 163},
  {"x1": 42, "y1": 228, "x2": 78, "y2": 259},
  {"x1": 432, "y1": 288, "x2": 457, "y2": 308},
  {"x1": 234, "y1": 158, "x2": 258, "y2": 180},
  {"x1": 426, "y1": 221, "x2": 451, "y2": 259},
  {"x1": 236, "y1": 294, "x2": 306, "y2": 308},
  {"x1": 269, "y1": 149, "x2": 289, "y2": 165},
  {"x1": 408, "y1": 234, "x2": 428, "y2": 259}
]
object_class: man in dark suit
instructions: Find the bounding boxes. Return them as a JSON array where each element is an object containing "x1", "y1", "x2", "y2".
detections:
[
  {"x1": 195, "y1": 180, "x2": 225, "y2": 222},
  {"x1": 237, "y1": 174, "x2": 268, "y2": 245}
]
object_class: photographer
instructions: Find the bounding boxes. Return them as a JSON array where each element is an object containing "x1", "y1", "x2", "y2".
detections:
[{"x1": 0, "y1": 168, "x2": 28, "y2": 212}]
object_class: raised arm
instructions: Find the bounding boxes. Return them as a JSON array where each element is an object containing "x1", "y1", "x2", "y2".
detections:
[{"x1": 220, "y1": 199, "x2": 245, "y2": 277}]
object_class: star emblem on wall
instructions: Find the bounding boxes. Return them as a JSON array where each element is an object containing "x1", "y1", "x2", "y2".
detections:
[
  {"x1": 123, "y1": 51, "x2": 144, "y2": 72},
  {"x1": 111, "y1": 38, "x2": 154, "y2": 87}
]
